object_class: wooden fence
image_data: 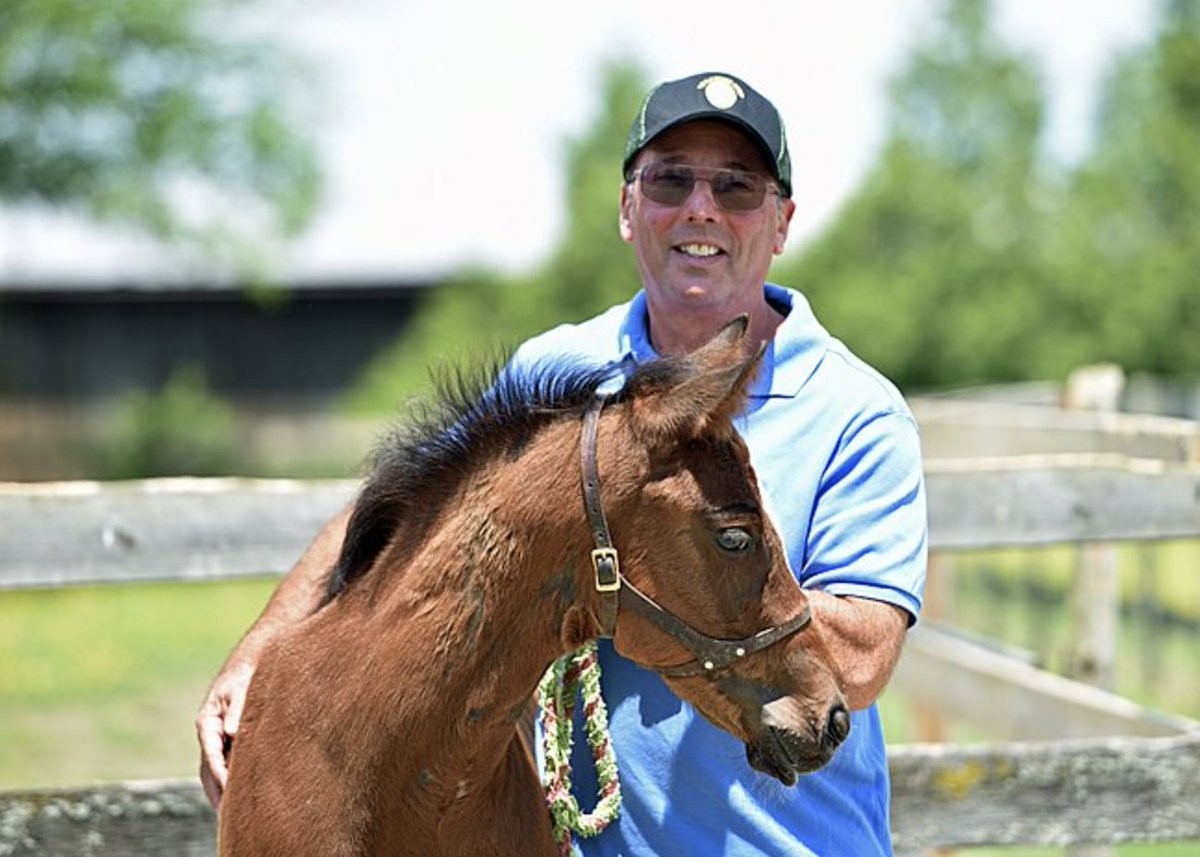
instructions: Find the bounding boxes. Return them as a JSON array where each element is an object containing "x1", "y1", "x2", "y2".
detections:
[{"x1": 2, "y1": 398, "x2": 1199, "y2": 855}]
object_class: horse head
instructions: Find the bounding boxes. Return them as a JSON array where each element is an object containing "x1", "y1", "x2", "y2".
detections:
[{"x1": 572, "y1": 316, "x2": 849, "y2": 784}]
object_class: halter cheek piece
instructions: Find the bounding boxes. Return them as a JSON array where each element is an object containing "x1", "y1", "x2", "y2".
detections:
[{"x1": 579, "y1": 392, "x2": 811, "y2": 678}]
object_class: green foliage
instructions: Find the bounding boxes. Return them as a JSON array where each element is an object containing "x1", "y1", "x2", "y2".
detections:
[
  {"x1": 533, "y1": 61, "x2": 647, "y2": 322},
  {"x1": 1045, "y1": 0, "x2": 1200, "y2": 377},
  {"x1": 101, "y1": 365, "x2": 236, "y2": 478},
  {"x1": 776, "y1": 0, "x2": 1200, "y2": 390},
  {"x1": 0, "y1": 577, "x2": 277, "y2": 788},
  {"x1": 345, "y1": 61, "x2": 646, "y2": 414},
  {"x1": 774, "y1": 0, "x2": 1055, "y2": 389},
  {"x1": 0, "y1": 0, "x2": 322, "y2": 271}
]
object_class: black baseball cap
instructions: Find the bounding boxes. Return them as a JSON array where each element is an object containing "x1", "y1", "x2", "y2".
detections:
[{"x1": 623, "y1": 72, "x2": 792, "y2": 197}]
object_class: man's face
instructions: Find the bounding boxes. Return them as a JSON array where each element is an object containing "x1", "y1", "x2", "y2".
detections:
[{"x1": 620, "y1": 120, "x2": 795, "y2": 320}]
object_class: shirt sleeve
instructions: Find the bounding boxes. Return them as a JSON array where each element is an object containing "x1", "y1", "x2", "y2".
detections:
[{"x1": 801, "y1": 410, "x2": 928, "y2": 624}]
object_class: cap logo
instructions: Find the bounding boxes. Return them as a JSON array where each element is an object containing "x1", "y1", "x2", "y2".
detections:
[{"x1": 697, "y1": 75, "x2": 744, "y2": 110}]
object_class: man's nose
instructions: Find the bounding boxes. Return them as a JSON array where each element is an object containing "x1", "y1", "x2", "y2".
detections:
[{"x1": 680, "y1": 177, "x2": 721, "y2": 219}]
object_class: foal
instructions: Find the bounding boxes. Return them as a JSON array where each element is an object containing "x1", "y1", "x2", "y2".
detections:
[{"x1": 218, "y1": 318, "x2": 847, "y2": 856}]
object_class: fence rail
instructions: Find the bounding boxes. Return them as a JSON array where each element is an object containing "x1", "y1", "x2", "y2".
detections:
[
  {"x1": 4, "y1": 453, "x2": 1199, "y2": 590},
  {"x1": 2, "y1": 731, "x2": 1196, "y2": 856},
  {"x1": 888, "y1": 730, "x2": 1200, "y2": 850},
  {"x1": 3, "y1": 436, "x2": 1199, "y2": 853}
]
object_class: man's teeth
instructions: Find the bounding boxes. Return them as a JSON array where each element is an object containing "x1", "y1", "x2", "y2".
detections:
[{"x1": 679, "y1": 243, "x2": 720, "y2": 257}]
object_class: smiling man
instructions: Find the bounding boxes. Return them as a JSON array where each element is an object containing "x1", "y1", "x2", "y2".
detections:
[
  {"x1": 620, "y1": 117, "x2": 792, "y2": 354},
  {"x1": 197, "y1": 72, "x2": 928, "y2": 856}
]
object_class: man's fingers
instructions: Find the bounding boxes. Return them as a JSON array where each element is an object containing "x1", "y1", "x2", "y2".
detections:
[
  {"x1": 195, "y1": 661, "x2": 257, "y2": 810},
  {"x1": 224, "y1": 691, "x2": 244, "y2": 738},
  {"x1": 200, "y1": 730, "x2": 229, "y2": 788},
  {"x1": 197, "y1": 710, "x2": 230, "y2": 795},
  {"x1": 200, "y1": 760, "x2": 223, "y2": 809},
  {"x1": 217, "y1": 662, "x2": 255, "y2": 738}
]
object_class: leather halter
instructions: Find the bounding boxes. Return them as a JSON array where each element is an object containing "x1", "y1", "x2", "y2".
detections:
[{"x1": 579, "y1": 392, "x2": 812, "y2": 678}]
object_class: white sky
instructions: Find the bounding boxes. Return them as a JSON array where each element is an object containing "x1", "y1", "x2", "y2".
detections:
[{"x1": 0, "y1": 0, "x2": 1157, "y2": 283}]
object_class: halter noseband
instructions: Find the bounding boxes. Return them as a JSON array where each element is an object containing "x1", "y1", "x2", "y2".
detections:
[{"x1": 579, "y1": 391, "x2": 811, "y2": 678}]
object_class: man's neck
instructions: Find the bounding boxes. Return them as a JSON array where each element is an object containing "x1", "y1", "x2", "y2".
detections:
[{"x1": 646, "y1": 295, "x2": 786, "y2": 357}]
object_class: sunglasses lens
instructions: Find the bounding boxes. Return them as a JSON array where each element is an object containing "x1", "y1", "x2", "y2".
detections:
[
  {"x1": 711, "y1": 171, "x2": 766, "y2": 211},
  {"x1": 640, "y1": 164, "x2": 695, "y2": 206},
  {"x1": 638, "y1": 164, "x2": 768, "y2": 211}
]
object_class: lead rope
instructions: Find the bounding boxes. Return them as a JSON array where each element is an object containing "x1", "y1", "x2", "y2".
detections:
[{"x1": 537, "y1": 640, "x2": 621, "y2": 856}]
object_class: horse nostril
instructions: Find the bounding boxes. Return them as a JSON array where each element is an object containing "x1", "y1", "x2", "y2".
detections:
[{"x1": 825, "y1": 704, "x2": 851, "y2": 747}]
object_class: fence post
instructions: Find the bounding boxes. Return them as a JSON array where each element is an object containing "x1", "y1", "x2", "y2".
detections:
[
  {"x1": 909, "y1": 555, "x2": 954, "y2": 857},
  {"x1": 913, "y1": 553, "x2": 953, "y2": 744},
  {"x1": 1064, "y1": 364, "x2": 1124, "y2": 857}
]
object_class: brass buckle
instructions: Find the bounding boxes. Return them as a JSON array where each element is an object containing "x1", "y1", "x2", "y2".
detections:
[{"x1": 591, "y1": 548, "x2": 621, "y2": 592}]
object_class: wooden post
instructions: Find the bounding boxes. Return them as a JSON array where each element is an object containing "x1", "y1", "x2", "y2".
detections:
[
  {"x1": 913, "y1": 553, "x2": 953, "y2": 744},
  {"x1": 1063, "y1": 364, "x2": 1124, "y2": 857},
  {"x1": 908, "y1": 557, "x2": 956, "y2": 857},
  {"x1": 1070, "y1": 542, "x2": 1118, "y2": 689}
]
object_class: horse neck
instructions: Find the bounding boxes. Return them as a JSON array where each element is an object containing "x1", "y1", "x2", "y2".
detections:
[{"x1": 356, "y1": 417, "x2": 594, "y2": 761}]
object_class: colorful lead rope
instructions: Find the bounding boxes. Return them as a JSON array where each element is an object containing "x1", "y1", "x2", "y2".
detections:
[{"x1": 537, "y1": 640, "x2": 621, "y2": 856}]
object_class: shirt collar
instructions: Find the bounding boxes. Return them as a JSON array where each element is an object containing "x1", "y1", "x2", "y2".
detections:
[{"x1": 618, "y1": 290, "x2": 657, "y2": 364}]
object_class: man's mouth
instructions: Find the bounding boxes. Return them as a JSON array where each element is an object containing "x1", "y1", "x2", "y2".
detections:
[{"x1": 676, "y1": 242, "x2": 723, "y2": 258}]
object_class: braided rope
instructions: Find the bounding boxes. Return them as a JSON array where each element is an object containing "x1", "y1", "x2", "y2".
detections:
[{"x1": 537, "y1": 641, "x2": 621, "y2": 856}]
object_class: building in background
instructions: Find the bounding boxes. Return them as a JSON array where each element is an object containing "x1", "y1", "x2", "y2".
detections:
[{"x1": 0, "y1": 277, "x2": 430, "y2": 480}]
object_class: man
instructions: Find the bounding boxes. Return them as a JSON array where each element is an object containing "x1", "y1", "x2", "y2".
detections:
[{"x1": 197, "y1": 71, "x2": 927, "y2": 856}]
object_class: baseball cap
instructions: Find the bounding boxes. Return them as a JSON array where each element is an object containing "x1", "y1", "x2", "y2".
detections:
[{"x1": 623, "y1": 72, "x2": 792, "y2": 197}]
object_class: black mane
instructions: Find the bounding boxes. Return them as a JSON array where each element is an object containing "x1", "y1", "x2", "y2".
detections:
[{"x1": 321, "y1": 356, "x2": 624, "y2": 603}]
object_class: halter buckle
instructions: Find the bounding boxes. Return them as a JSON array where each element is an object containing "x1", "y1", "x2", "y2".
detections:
[{"x1": 591, "y1": 548, "x2": 621, "y2": 592}]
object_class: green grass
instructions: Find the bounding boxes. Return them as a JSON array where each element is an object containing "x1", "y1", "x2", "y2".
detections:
[{"x1": 0, "y1": 577, "x2": 276, "y2": 788}]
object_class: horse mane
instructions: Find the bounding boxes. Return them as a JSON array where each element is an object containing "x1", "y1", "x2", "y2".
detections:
[{"x1": 321, "y1": 355, "x2": 643, "y2": 604}]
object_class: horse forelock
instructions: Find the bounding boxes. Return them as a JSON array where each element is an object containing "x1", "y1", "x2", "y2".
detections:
[{"x1": 322, "y1": 356, "x2": 621, "y2": 604}]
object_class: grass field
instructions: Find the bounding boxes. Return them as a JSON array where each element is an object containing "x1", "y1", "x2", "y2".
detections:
[
  {"x1": 2, "y1": 545, "x2": 1197, "y2": 855},
  {"x1": 0, "y1": 577, "x2": 276, "y2": 789}
]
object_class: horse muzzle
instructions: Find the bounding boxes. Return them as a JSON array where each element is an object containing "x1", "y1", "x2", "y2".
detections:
[{"x1": 744, "y1": 698, "x2": 851, "y2": 785}]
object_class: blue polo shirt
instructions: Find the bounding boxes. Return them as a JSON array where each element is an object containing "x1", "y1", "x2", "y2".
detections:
[{"x1": 514, "y1": 284, "x2": 927, "y2": 856}]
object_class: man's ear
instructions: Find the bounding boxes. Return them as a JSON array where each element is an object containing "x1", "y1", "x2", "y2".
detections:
[
  {"x1": 619, "y1": 182, "x2": 634, "y2": 244},
  {"x1": 774, "y1": 197, "x2": 796, "y2": 256}
]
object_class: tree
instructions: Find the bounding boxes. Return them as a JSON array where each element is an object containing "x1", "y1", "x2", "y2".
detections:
[
  {"x1": 346, "y1": 60, "x2": 646, "y2": 413},
  {"x1": 0, "y1": 0, "x2": 321, "y2": 274},
  {"x1": 1046, "y1": 0, "x2": 1200, "y2": 376},
  {"x1": 774, "y1": 0, "x2": 1054, "y2": 390},
  {"x1": 526, "y1": 61, "x2": 646, "y2": 324}
]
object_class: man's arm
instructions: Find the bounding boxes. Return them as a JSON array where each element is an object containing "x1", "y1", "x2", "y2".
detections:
[
  {"x1": 195, "y1": 505, "x2": 352, "y2": 807},
  {"x1": 805, "y1": 592, "x2": 909, "y2": 711},
  {"x1": 799, "y1": 406, "x2": 927, "y2": 712}
]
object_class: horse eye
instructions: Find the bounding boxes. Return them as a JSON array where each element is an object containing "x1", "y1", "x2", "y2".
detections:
[{"x1": 716, "y1": 527, "x2": 754, "y2": 553}]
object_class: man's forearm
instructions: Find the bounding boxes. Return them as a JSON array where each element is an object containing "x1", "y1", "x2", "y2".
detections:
[{"x1": 804, "y1": 591, "x2": 909, "y2": 711}]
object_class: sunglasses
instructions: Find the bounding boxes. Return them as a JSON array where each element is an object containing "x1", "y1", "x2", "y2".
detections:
[{"x1": 631, "y1": 163, "x2": 779, "y2": 212}]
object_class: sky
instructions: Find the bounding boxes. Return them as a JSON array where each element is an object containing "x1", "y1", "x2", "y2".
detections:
[{"x1": 0, "y1": 0, "x2": 1158, "y2": 283}]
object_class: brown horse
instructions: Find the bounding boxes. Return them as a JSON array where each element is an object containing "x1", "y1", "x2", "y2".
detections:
[{"x1": 218, "y1": 318, "x2": 848, "y2": 857}]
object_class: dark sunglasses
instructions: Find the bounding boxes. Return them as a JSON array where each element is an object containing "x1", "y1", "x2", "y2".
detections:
[{"x1": 631, "y1": 163, "x2": 779, "y2": 212}]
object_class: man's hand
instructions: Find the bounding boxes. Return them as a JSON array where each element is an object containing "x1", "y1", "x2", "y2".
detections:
[{"x1": 195, "y1": 660, "x2": 255, "y2": 808}]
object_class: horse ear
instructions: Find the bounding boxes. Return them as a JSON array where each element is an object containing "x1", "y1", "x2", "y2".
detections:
[{"x1": 632, "y1": 315, "x2": 764, "y2": 440}]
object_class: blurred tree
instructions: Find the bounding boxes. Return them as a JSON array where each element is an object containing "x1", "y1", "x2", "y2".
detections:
[
  {"x1": 1045, "y1": 0, "x2": 1200, "y2": 376},
  {"x1": 0, "y1": 0, "x2": 321, "y2": 275},
  {"x1": 102, "y1": 365, "x2": 236, "y2": 478},
  {"x1": 346, "y1": 60, "x2": 646, "y2": 413},
  {"x1": 525, "y1": 61, "x2": 646, "y2": 324},
  {"x1": 773, "y1": 0, "x2": 1054, "y2": 389}
]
